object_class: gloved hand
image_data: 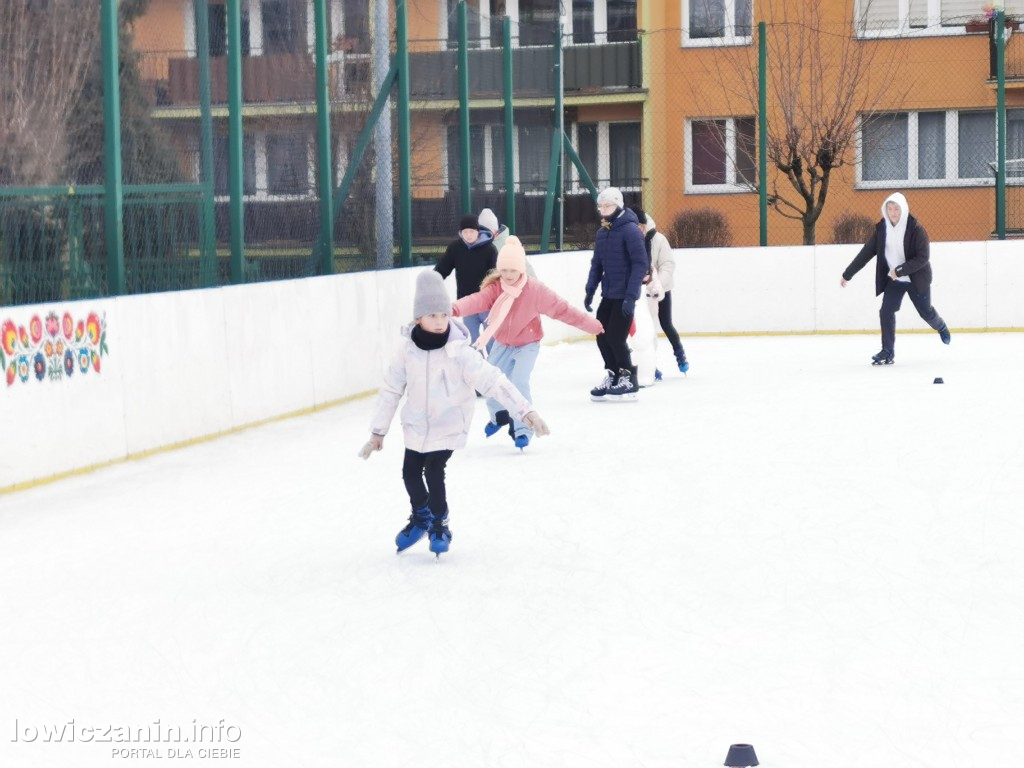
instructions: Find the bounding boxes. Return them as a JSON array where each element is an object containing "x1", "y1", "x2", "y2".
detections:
[
  {"x1": 358, "y1": 433, "x2": 384, "y2": 459},
  {"x1": 584, "y1": 293, "x2": 594, "y2": 313},
  {"x1": 451, "y1": 304, "x2": 461, "y2": 317},
  {"x1": 522, "y1": 411, "x2": 550, "y2": 437},
  {"x1": 621, "y1": 297, "x2": 635, "y2": 317}
]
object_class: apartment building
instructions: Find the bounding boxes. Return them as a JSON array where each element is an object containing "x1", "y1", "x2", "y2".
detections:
[{"x1": 132, "y1": 0, "x2": 1023, "y2": 252}]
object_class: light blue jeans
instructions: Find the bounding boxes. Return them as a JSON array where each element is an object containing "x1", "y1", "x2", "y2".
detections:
[
  {"x1": 486, "y1": 341, "x2": 540, "y2": 438},
  {"x1": 461, "y1": 312, "x2": 487, "y2": 345}
]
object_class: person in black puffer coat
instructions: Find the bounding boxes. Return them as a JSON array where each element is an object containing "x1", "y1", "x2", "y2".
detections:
[
  {"x1": 584, "y1": 187, "x2": 648, "y2": 401},
  {"x1": 435, "y1": 213, "x2": 497, "y2": 345}
]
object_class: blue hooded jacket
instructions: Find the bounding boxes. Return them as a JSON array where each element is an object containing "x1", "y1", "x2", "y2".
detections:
[{"x1": 585, "y1": 207, "x2": 648, "y2": 302}]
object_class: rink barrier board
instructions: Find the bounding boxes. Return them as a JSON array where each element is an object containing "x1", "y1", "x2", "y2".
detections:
[{"x1": 2, "y1": 240, "x2": 1022, "y2": 493}]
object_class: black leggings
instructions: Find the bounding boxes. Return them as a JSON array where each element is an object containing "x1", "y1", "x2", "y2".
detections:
[
  {"x1": 656, "y1": 291, "x2": 685, "y2": 358},
  {"x1": 595, "y1": 298, "x2": 634, "y2": 372},
  {"x1": 402, "y1": 449, "x2": 453, "y2": 516}
]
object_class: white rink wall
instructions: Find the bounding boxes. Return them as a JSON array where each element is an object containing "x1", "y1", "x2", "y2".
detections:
[{"x1": 1, "y1": 240, "x2": 1021, "y2": 491}]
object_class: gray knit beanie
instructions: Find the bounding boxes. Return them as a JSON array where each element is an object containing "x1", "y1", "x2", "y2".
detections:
[{"x1": 414, "y1": 270, "x2": 451, "y2": 320}]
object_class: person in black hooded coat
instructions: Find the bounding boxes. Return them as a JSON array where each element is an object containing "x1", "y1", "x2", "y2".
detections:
[
  {"x1": 435, "y1": 213, "x2": 498, "y2": 345},
  {"x1": 841, "y1": 192, "x2": 950, "y2": 365}
]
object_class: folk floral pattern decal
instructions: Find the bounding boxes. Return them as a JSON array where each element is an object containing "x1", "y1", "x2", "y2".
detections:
[{"x1": 2, "y1": 310, "x2": 108, "y2": 387}]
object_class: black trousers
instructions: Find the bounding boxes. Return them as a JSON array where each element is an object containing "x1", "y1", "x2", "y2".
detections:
[
  {"x1": 656, "y1": 291, "x2": 685, "y2": 360},
  {"x1": 879, "y1": 281, "x2": 945, "y2": 352},
  {"x1": 596, "y1": 298, "x2": 634, "y2": 372},
  {"x1": 402, "y1": 448, "x2": 453, "y2": 516}
]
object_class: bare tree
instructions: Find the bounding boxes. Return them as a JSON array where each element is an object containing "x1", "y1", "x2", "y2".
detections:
[
  {"x1": 694, "y1": 0, "x2": 910, "y2": 244},
  {"x1": 0, "y1": 0, "x2": 99, "y2": 185}
]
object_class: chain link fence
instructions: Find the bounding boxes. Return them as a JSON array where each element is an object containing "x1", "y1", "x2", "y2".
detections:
[{"x1": 3, "y1": 1, "x2": 1020, "y2": 307}]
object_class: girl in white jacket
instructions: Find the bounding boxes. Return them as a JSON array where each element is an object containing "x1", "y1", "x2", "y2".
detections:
[
  {"x1": 359, "y1": 269, "x2": 549, "y2": 557},
  {"x1": 631, "y1": 208, "x2": 689, "y2": 374}
]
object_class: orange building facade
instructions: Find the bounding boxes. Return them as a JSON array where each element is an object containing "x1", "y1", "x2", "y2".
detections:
[{"x1": 131, "y1": 0, "x2": 1024, "y2": 250}]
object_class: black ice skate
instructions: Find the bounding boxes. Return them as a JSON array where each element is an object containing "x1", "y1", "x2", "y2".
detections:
[
  {"x1": 871, "y1": 349, "x2": 895, "y2": 365},
  {"x1": 605, "y1": 367, "x2": 639, "y2": 402},
  {"x1": 590, "y1": 369, "x2": 616, "y2": 401}
]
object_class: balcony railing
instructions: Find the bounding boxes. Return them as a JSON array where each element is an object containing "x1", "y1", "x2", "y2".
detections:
[
  {"x1": 142, "y1": 38, "x2": 642, "y2": 109},
  {"x1": 408, "y1": 40, "x2": 643, "y2": 100}
]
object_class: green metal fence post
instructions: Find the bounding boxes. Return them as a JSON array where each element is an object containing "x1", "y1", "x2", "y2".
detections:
[
  {"x1": 195, "y1": 0, "x2": 217, "y2": 286},
  {"x1": 396, "y1": 0, "x2": 413, "y2": 266},
  {"x1": 996, "y1": 9, "x2": 1007, "y2": 240},
  {"x1": 503, "y1": 16, "x2": 516, "y2": 235},
  {"x1": 540, "y1": 25, "x2": 563, "y2": 253},
  {"x1": 458, "y1": 1, "x2": 472, "y2": 214},
  {"x1": 101, "y1": 0, "x2": 125, "y2": 295},
  {"x1": 314, "y1": 0, "x2": 335, "y2": 273},
  {"x1": 226, "y1": 0, "x2": 245, "y2": 282},
  {"x1": 758, "y1": 21, "x2": 768, "y2": 247}
]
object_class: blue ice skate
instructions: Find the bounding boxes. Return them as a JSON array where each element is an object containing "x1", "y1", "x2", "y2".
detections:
[
  {"x1": 484, "y1": 410, "x2": 510, "y2": 437},
  {"x1": 428, "y1": 514, "x2": 451, "y2": 558},
  {"x1": 513, "y1": 433, "x2": 529, "y2": 451},
  {"x1": 396, "y1": 506, "x2": 433, "y2": 552}
]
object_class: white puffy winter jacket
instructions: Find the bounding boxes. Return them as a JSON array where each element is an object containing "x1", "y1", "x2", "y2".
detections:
[
  {"x1": 369, "y1": 318, "x2": 532, "y2": 453},
  {"x1": 646, "y1": 216, "x2": 676, "y2": 293}
]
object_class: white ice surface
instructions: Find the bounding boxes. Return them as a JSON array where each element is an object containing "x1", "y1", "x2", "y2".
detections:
[{"x1": 2, "y1": 332, "x2": 1023, "y2": 768}]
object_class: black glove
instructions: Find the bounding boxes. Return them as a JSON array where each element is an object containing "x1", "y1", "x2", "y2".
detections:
[
  {"x1": 621, "y1": 297, "x2": 635, "y2": 317},
  {"x1": 584, "y1": 293, "x2": 594, "y2": 313}
]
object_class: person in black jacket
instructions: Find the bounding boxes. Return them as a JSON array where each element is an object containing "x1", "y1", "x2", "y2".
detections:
[
  {"x1": 841, "y1": 192, "x2": 950, "y2": 365},
  {"x1": 435, "y1": 213, "x2": 497, "y2": 345},
  {"x1": 585, "y1": 187, "x2": 648, "y2": 400}
]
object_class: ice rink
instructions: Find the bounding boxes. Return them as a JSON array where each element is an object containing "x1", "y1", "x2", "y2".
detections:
[{"x1": 2, "y1": 331, "x2": 1023, "y2": 768}]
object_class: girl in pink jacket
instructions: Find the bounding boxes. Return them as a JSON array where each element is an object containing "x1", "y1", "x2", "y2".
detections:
[
  {"x1": 360, "y1": 270, "x2": 549, "y2": 557},
  {"x1": 453, "y1": 236, "x2": 603, "y2": 450}
]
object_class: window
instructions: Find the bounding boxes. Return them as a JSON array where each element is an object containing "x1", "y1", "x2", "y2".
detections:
[
  {"x1": 609, "y1": 123, "x2": 641, "y2": 188},
  {"x1": 519, "y1": 0, "x2": 560, "y2": 46},
  {"x1": 447, "y1": 125, "x2": 487, "y2": 191},
  {"x1": 862, "y1": 113, "x2": 909, "y2": 181},
  {"x1": 445, "y1": 124, "x2": 509, "y2": 192},
  {"x1": 213, "y1": 133, "x2": 256, "y2": 196},
  {"x1": 683, "y1": 0, "x2": 752, "y2": 45},
  {"x1": 266, "y1": 134, "x2": 310, "y2": 195},
  {"x1": 204, "y1": 2, "x2": 251, "y2": 57},
  {"x1": 518, "y1": 125, "x2": 554, "y2": 192},
  {"x1": 262, "y1": 0, "x2": 305, "y2": 55},
  {"x1": 855, "y1": 0, "x2": 1024, "y2": 35},
  {"x1": 573, "y1": 0, "x2": 596, "y2": 44},
  {"x1": 606, "y1": 0, "x2": 638, "y2": 42},
  {"x1": 575, "y1": 123, "x2": 599, "y2": 187},
  {"x1": 858, "y1": 109, "x2": 1024, "y2": 186},
  {"x1": 568, "y1": 121, "x2": 641, "y2": 191},
  {"x1": 687, "y1": 117, "x2": 756, "y2": 191}
]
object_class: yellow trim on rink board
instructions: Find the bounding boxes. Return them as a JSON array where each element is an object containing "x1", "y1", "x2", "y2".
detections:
[
  {"x1": 0, "y1": 390, "x2": 376, "y2": 497},
  {"x1": 3, "y1": 326, "x2": 1022, "y2": 495}
]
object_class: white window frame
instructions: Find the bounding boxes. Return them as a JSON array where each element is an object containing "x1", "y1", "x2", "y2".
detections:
[
  {"x1": 680, "y1": 0, "x2": 754, "y2": 48},
  {"x1": 441, "y1": 125, "x2": 517, "y2": 193},
  {"x1": 452, "y1": 0, "x2": 628, "y2": 48},
  {"x1": 685, "y1": 117, "x2": 756, "y2": 194},
  {"x1": 852, "y1": 0, "x2": 1015, "y2": 38},
  {"x1": 208, "y1": 129, "x2": 317, "y2": 203},
  {"x1": 568, "y1": 121, "x2": 642, "y2": 192},
  {"x1": 856, "y1": 109, "x2": 1024, "y2": 189}
]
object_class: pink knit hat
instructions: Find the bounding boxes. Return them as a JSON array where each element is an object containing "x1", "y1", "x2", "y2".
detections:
[{"x1": 496, "y1": 235, "x2": 526, "y2": 273}]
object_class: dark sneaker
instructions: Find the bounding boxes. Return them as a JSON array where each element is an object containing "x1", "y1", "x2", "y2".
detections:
[{"x1": 871, "y1": 349, "x2": 895, "y2": 365}]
